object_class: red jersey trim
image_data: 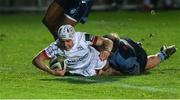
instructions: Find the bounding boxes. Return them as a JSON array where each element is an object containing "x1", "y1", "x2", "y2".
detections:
[
  {"x1": 92, "y1": 36, "x2": 98, "y2": 46},
  {"x1": 41, "y1": 50, "x2": 50, "y2": 60}
]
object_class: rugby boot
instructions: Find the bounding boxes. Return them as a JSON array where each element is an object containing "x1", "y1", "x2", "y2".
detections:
[{"x1": 160, "y1": 45, "x2": 177, "y2": 59}]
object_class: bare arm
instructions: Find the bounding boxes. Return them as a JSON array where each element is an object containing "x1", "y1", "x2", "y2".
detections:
[
  {"x1": 32, "y1": 51, "x2": 65, "y2": 76},
  {"x1": 93, "y1": 36, "x2": 113, "y2": 61}
]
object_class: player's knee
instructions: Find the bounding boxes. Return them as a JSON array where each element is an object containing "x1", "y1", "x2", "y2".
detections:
[
  {"x1": 42, "y1": 13, "x2": 55, "y2": 25},
  {"x1": 42, "y1": 15, "x2": 59, "y2": 30}
]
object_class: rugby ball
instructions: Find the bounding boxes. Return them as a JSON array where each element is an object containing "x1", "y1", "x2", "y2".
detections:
[
  {"x1": 49, "y1": 57, "x2": 65, "y2": 70},
  {"x1": 50, "y1": 62, "x2": 62, "y2": 70}
]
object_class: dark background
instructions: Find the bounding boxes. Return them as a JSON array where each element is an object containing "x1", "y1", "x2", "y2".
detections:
[{"x1": 0, "y1": 0, "x2": 180, "y2": 13}]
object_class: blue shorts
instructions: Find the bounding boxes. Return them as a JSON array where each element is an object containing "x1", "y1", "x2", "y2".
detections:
[
  {"x1": 55, "y1": 0, "x2": 94, "y2": 24},
  {"x1": 108, "y1": 38, "x2": 147, "y2": 74}
]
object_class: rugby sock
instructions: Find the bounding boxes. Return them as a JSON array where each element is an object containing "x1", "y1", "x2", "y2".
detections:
[{"x1": 157, "y1": 52, "x2": 166, "y2": 62}]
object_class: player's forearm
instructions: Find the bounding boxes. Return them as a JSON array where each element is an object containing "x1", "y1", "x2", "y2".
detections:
[
  {"x1": 94, "y1": 36, "x2": 113, "y2": 52},
  {"x1": 32, "y1": 57, "x2": 54, "y2": 75}
]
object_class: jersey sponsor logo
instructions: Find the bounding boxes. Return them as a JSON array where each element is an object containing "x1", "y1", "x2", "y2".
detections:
[{"x1": 67, "y1": 53, "x2": 88, "y2": 65}]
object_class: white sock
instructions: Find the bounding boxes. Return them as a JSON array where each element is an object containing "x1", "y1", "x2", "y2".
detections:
[{"x1": 157, "y1": 52, "x2": 166, "y2": 62}]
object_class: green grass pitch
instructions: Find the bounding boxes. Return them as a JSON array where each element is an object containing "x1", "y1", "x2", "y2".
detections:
[{"x1": 0, "y1": 11, "x2": 180, "y2": 99}]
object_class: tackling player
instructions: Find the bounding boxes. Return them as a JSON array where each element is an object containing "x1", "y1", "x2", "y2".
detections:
[{"x1": 99, "y1": 34, "x2": 177, "y2": 75}]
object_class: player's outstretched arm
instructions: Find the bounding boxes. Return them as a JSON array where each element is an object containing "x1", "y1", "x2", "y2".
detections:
[{"x1": 32, "y1": 51, "x2": 65, "y2": 76}]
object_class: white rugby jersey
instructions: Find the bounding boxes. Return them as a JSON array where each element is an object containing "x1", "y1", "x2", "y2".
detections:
[{"x1": 44, "y1": 32, "x2": 107, "y2": 76}]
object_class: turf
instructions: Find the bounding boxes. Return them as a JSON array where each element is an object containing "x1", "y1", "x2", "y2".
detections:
[{"x1": 0, "y1": 11, "x2": 180, "y2": 99}]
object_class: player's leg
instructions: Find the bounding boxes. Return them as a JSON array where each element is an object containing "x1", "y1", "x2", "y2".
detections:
[
  {"x1": 143, "y1": 0, "x2": 153, "y2": 11},
  {"x1": 60, "y1": 0, "x2": 94, "y2": 26},
  {"x1": 42, "y1": 0, "x2": 78, "y2": 40},
  {"x1": 146, "y1": 45, "x2": 177, "y2": 69},
  {"x1": 42, "y1": 0, "x2": 93, "y2": 40},
  {"x1": 42, "y1": 0, "x2": 65, "y2": 40}
]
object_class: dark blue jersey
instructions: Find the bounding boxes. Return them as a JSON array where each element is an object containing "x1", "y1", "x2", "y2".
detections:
[{"x1": 103, "y1": 35, "x2": 148, "y2": 74}]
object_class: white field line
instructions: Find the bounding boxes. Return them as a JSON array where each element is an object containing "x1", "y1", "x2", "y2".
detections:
[
  {"x1": 61, "y1": 76, "x2": 179, "y2": 94},
  {"x1": 117, "y1": 83, "x2": 179, "y2": 94}
]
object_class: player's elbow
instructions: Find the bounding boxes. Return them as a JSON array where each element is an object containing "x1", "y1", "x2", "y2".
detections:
[
  {"x1": 32, "y1": 57, "x2": 38, "y2": 67},
  {"x1": 108, "y1": 38, "x2": 113, "y2": 47},
  {"x1": 32, "y1": 56, "x2": 42, "y2": 68}
]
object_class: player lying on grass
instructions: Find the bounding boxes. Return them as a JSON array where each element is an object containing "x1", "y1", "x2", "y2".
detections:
[
  {"x1": 32, "y1": 25, "x2": 177, "y2": 76},
  {"x1": 99, "y1": 34, "x2": 177, "y2": 75},
  {"x1": 32, "y1": 25, "x2": 113, "y2": 76}
]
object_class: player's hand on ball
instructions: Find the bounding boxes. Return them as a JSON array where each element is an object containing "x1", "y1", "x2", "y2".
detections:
[
  {"x1": 52, "y1": 68, "x2": 66, "y2": 76},
  {"x1": 49, "y1": 57, "x2": 67, "y2": 76}
]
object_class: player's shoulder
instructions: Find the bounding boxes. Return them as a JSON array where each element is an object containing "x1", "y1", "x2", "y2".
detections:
[
  {"x1": 49, "y1": 40, "x2": 58, "y2": 46},
  {"x1": 74, "y1": 32, "x2": 90, "y2": 39},
  {"x1": 74, "y1": 32, "x2": 97, "y2": 44},
  {"x1": 45, "y1": 40, "x2": 59, "y2": 51},
  {"x1": 75, "y1": 31, "x2": 87, "y2": 35}
]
